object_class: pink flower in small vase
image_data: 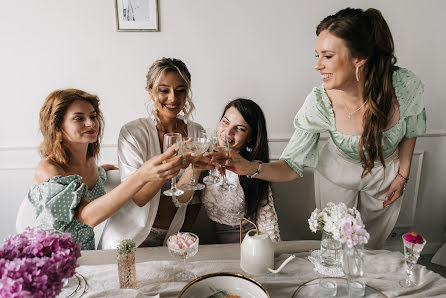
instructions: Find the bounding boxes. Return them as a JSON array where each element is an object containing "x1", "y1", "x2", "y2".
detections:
[{"x1": 404, "y1": 232, "x2": 424, "y2": 245}]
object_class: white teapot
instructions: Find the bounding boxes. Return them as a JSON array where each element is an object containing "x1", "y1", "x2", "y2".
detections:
[{"x1": 239, "y1": 218, "x2": 274, "y2": 275}]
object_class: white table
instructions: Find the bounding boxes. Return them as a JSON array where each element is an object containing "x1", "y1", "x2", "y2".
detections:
[{"x1": 62, "y1": 240, "x2": 446, "y2": 297}]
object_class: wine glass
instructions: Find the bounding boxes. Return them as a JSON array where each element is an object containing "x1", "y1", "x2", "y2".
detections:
[
  {"x1": 167, "y1": 232, "x2": 199, "y2": 281},
  {"x1": 203, "y1": 128, "x2": 221, "y2": 185},
  {"x1": 215, "y1": 133, "x2": 235, "y2": 192},
  {"x1": 181, "y1": 130, "x2": 210, "y2": 191},
  {"x1": 163, "y1": 133, "x2": 184, "y2": 197},
  {"x1": 399, "y1": 234, "x2": 426, "y2": 287}
]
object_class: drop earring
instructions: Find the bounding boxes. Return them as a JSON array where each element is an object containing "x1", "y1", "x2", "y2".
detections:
[{"x1": 356, "y1": 66, "x2": 360, "y2": 81}]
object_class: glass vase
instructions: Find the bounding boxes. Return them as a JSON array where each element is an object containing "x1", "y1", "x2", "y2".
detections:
[
  {"x1": 320, "y1": 230, "x2": 342, "y2": 267},
  {"x1": 399, "y1": 235, "x2": 426, "y2": 287},
  {"x1": 117, "y1": 251, "x2": 137, "y2": 289},
  {"x1": 343, "y1": 244, "x2": 365, "y2": 297}
]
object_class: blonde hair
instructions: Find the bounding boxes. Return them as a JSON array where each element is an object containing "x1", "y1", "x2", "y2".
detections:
[
  {"x1": 145, "y1": 57, "x2": 195, "y2": 123},
  {"x1": 39, "y1": 88, "x2": 104, "y2": 168}
]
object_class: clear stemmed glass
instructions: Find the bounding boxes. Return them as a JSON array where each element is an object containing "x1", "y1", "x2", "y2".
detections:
[
  {"x1": 167, "y1": 232, "x2": 199, "y2": 281},
  {"x1": 399, "y1": 235, "x2": 426, "y2": 287},
  {"x1": 162, "y1": 133, "x2": 184, "y2": 197},
  {"x1": 203, "y1": 128, "x2": 221, "y2": 185},
  {"x1": 215, "y1": 133, "x2": 235, "y2": 192},
  {"x1": 181, "y1": 130, "x2": 210, "y2": 191}
]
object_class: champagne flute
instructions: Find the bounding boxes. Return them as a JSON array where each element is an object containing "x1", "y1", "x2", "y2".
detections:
[
  {"x1": 163, "y1": 133, "x2": 184, "y2": 197},
  {"x1": 216, "y1": 133, "x2": 235, "y2": 192},
  {"x1": 203, "y1": 128, "x2": 221, "y2": 185},
  {"x1": 181, "y1": 129, "x2": 210, "y2": 191}
]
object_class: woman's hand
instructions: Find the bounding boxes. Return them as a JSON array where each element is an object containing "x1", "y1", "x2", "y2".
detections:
[
  {"x1": 138, "y1": 145, "x2": 183, "y2": 182},
  {"x1": 222, "y1": 149, "x2": 258, "y2": 176},
  {"x1": 191, "y1": 152, "x2": 214, "y2": 172},
  {"x1": 383, "y1": 175, "x2": 407, "y2": 208}
]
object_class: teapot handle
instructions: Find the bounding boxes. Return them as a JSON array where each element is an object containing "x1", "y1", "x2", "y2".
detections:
[{"x1": 240, "y1": 217, "x2": 259, "y2": 244}]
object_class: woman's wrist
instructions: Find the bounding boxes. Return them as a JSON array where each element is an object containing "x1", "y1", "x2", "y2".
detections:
[{"x1": 397, "y1": 170, "x2": 409, "y2": 182}]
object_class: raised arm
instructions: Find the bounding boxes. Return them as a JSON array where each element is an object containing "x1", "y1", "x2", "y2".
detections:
[
  {"x1": 224, "y1": 150, "x2": 300, "y2": 182},
  {"x1": 77, "y1": 145, "x2": 182, "y2": 226}
]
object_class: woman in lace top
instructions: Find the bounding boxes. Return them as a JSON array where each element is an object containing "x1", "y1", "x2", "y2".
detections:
[
  {"x1": 203, "y1": 98, "x2": 280, "y2": 243},
  {"x1": 28, "y1": 89, "x2": 182, "y2": 250},
  {"x1": 224, "y1": 8, "x2": 425, "y2": 248}
]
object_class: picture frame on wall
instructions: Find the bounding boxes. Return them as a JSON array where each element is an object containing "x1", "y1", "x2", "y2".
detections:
[{"x1": 115, "y1": 0, "x2": 159, "y2": 32}]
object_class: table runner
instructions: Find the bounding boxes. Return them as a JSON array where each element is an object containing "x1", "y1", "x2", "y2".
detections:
[{"x1": 62, "y1": 248, "x2": 446, "y2": 297}]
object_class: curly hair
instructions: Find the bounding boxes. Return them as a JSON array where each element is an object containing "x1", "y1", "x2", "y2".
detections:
[{"x1": 39, "y1": 89, "x2": 104, "y2": 168}]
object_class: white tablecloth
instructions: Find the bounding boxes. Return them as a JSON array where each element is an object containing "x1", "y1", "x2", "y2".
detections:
[{"x1": 60, "y1": 241, "x2": 446, "y2": 298}]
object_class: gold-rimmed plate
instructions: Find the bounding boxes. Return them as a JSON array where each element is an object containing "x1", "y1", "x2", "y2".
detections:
[{"x1": 178, "y1": 272, "x2": 270, "y2": 298}]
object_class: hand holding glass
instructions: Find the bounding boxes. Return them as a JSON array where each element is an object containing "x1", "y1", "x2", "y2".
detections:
[
  {"x1": 163, "y1": 133, "x2": 184, "y2": 197},
  {"x1": 181, "y1": 131, "x2": 210, "y2": 191},
  {"x1": 215, "y1": 133, "x2": 235, "y2": 191},
  {"x1": 203, "y1": 129, "x2": 221, "y2": 185}
]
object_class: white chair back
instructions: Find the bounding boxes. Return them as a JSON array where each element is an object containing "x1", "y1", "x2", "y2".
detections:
[
  {"x1": 16, "y1": 196, "x2": 37, "y2": 233},
  {"x1": 94, "y1": 169, "x2": 121, "y2": 248}
]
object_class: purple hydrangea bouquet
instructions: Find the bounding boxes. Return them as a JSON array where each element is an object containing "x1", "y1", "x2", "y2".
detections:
[{"x1": 0, "y1": 227, "x2": 81, "y2": 297}]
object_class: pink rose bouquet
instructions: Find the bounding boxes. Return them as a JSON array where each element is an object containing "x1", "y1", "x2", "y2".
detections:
[{"x1": 0, "y1": 227, "x2": 81, "y2": 298}]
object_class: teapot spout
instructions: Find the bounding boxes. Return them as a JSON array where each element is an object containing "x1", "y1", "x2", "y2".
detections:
[{"x1": 267, "y1": 255, "x2": 296, "y2": 274}]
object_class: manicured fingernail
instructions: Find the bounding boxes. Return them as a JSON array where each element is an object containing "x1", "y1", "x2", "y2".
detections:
[
  {"x1": 203, "y1": 152, "x2": 209, "y2": 157},
  {"x1": 385, "y1": 196, "x2": 389, "y2": 201}
]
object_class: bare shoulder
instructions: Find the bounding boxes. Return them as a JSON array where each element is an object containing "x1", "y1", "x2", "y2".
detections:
[{"x1": 33, "y1": 158, "x2": 65, "y2": 183}]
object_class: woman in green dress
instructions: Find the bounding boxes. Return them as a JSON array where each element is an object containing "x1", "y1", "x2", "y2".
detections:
[
  {"x1": 28, "y1": 89, "x2": 184, "y2": 250},
  {"x1": 225, "y1": 8, "x2": 425, "y2": 248}
]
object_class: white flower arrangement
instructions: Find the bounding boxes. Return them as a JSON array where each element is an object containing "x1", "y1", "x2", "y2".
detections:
[{"x1": 308, "y1": 202, "x2": 369, "y2": 247}]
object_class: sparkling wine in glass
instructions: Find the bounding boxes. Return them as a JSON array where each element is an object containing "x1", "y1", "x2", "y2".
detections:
[
  {"x1": 163, "y1": 133, "x2": 184, "y2": 197},
  {"x1": 181, "y1": 130, "x2": 210, "y2": 191},
  {"x1": 216, "y1": 133, "x2": 235, "y2": 191},
  {"x1": 203, "y1": 128, "x2": 221, "y2": 185},
  {"x1": 167, "y1": 232, "x2": 199, "y2": 281}
]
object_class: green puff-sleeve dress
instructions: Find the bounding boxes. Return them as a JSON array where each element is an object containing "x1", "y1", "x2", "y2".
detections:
[
  {"x1": 27, "y1": 167, "x2": 107, "y2": 250},
  {"x1": 280, "y1": 67, "x2": 426, "y2": 177}
]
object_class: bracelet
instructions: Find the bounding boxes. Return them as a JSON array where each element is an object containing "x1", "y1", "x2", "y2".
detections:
[
  {"x1": 397, "y1": 171, "x2": 409, "y2": 182},
  {"x1": 247, "y1": 160, "x2": 262, "y2": 179}
]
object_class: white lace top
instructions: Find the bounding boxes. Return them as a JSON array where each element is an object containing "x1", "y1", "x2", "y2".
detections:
[{"x1": 201, "y1": 170, "x2": 281, "y2": 242}]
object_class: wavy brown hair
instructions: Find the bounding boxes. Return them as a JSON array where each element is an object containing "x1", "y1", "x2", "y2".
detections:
[
  {"x1": 317, "y1": 8, "x2": 397, "y2": 177},
  {"x1": 39, "y1": 89, "x2": 104, "y2": 168}
]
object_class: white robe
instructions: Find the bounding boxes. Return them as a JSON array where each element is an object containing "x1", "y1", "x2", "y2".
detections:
[{"x1": 98, "y1": 117, "x2": 203, "y2": 249}]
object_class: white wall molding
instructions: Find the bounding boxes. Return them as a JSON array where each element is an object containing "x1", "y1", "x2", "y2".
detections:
[{"x1": 1, "y1": 130, "x2": 445, "y2": 170}]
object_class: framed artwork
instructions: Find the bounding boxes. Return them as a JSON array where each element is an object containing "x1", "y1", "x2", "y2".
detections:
[{"x1": 115, "y1": 0, "x2": 159, "y2": 32}]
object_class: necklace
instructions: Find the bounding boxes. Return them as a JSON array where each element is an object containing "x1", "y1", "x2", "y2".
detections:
[{"x1": 344, "y1": 99, "x2": 368, "y2": 119}]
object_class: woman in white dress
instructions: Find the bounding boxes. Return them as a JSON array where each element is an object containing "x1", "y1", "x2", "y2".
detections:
[
  {"x1": 100, "y1": 58, "x2": 210, "y2": 249},
  {"x1": 203, "y1": 98, "x2": 280, "y2": 243}
]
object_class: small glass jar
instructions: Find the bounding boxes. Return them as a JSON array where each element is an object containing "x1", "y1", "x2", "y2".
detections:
[
  {"x1": 319, "y1": 278, "x2": 337, "y2": 297},
  {"x1": 320, "y1": 230, "x2": 342, "y2": 267}
]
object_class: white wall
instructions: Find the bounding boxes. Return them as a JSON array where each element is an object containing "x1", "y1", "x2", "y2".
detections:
[{"x1": 1, "y1": 1, "x2": 445, "y2": 251}]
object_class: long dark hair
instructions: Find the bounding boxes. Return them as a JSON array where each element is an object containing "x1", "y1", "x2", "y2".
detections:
[
  {"x1": 317, "y1": 8, "x2": 397, "y2": 177},
  {"x1": 221, "y1": 98, "x2": 270, "y2": 220}
]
